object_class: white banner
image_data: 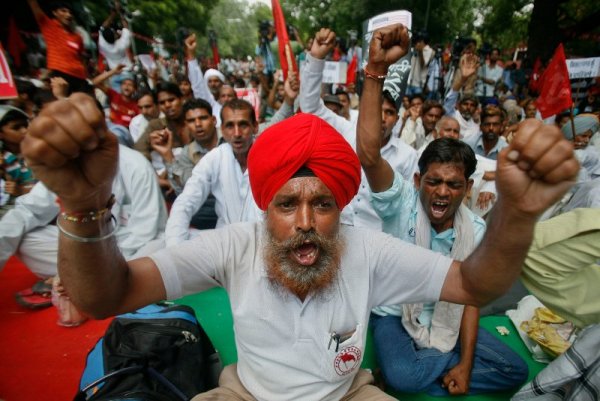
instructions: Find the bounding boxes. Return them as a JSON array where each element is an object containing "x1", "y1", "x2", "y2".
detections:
[{"x1": 566, "y1": 57, "x2": 600, "y2": 79}]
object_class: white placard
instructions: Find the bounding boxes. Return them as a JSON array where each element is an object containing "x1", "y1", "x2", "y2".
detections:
[
  {"x1": 367, "y1": 10, "x2": 412, "y2": 32},
  {"x1": 566, "y1": 57, "x2": 600, "y2": 79},
  {"x1": 322, "y1": 61, "x2": 347, "y2": 84}
]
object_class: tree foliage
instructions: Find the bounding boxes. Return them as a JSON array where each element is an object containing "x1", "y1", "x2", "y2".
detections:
[{"x1": 197, "y1": 0, "x2": 272, "y2": 59}]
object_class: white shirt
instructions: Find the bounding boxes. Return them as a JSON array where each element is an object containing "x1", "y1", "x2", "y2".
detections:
[
  {"x1": 152, "y1": 222, "x2": 451, "y2": 401},
  {"x1": 0, "y1": 146, "x2": 167, "y2": 266},
  {"x1": 475, "y1": 63, "x2": 503, "y2": 98},
  {"x1": 129, "y1": 114, "x2": 150, "y2": 144},
  {"x1": 98, "y1": 27, "x2": 132, "y2": 69},
  {"x1": 300, "y1": 54, "x2": 418, "y2": 229},
  {"x1": 344, "y1": 137, "x2": 418, "y2": 230},
  {"x1": 409, "y1": 45, "x2": 434, "y2": 88},
  {"x1": 165, "y1": 143, "x2": 263, "y2": 246}
]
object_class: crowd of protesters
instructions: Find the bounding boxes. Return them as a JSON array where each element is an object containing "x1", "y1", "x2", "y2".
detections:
[{"x1": 1, "y1": 0, "x2": 599, "y2": 399}]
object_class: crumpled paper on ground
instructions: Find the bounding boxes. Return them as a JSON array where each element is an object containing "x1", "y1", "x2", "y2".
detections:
[{"x1": 506, "y1": 295, "x2": 576, "y2": 363}]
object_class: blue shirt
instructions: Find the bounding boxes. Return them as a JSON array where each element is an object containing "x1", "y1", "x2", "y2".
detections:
[
  {"x1": 370, "y1": 172, "x2": 486, "y2": 319},
  {"x1": 463, "y1": 133, "x2": 508, "y2": 160}
]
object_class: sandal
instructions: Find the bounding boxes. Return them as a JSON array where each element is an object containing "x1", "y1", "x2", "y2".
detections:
[{"x1": 15, "y1": 284, "x2": 53, "y2": 310}]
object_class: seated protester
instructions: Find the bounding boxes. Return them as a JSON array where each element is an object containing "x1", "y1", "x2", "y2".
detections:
[
  {"x1": 443, "y1": 54, "x2": 481, "y2": 140},
  {"x1": 151, "y1": 98, "x2": 219, "y2": 194},
  {"x1": 134, "y1": 82, "x2": 191, "y2": 197},
  {"x1": 322, "y1": 94, "x2": 343, "y2": 116},
  {"x1": 21, "y1": 74, "x2": 578, "y2": 400},
  {"x1": 267, "y1": 70, "x2": 285, "y2": 112},
  {"x1": 357, "y1": 31, "x2": 528, "y2": 395},
  {"x1": 336, "y1": 89, "x2": 358, "y2": 124},
  {"x1": 129, "y1": 89, "x2": 161, "y2": 144},
  {"x1": 402, "y1": 99, "x2": 444, "y2": 150},
  {"x1": 92, "y1": 65, "x2": 140, "y2": 130},
  {"x1": 463, "y1": 105, "x2": 509, "y2": 160},
  {"x1": 299, "y1": 28, "x2": 418, "y2": 231},
  {"x1": 1, "y1": 144, "x2": 167, "y2": 309},
  {"x1": 176, "y1": 73, "x2": 194, "y2": 102},
  {"x1": 164, "y1": 78, "x2": 299, "y2": 243},
  {"x1": 165, "y1": 99, "x2": 263, "y2": 246},
  {"x1": 418, "y1": 116, "x2": 498, "y2": 218},
  {"x1": 218, "y1": 84, "x2": 237, "y2": 106},
  {"x1": 150, "y1": 98, "x2": 219, "y2": 230},
  {"x1": 563, "y1": 114, "x2": 600, "y2": 180},
  {"x1": 0, "y1": 106, "x2": 36, "y2": 218},
  {"x1": 397, "y1": 94, "x2": 424, "y2": 146}
]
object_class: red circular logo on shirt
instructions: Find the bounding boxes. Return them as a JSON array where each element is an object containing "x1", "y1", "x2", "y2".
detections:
[{"x1": 334, "y1": 346, "x2": 362, "y2": 376}]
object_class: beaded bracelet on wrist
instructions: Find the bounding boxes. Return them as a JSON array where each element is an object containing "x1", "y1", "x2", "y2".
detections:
[
  {"x1": 58, "y1": 194, "x2": 116, "y2": 223},
  {"x1": 363, "y1": 67, "x2": 387, "y2": 82}
]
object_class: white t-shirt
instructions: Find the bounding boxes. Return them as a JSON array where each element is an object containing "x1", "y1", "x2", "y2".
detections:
[
  {"x1": 99, "y1": 27, "x2": 132, "y2": 69},
  {"x1": 152, "y1": 222, "x2": 451, "y2": 401}
]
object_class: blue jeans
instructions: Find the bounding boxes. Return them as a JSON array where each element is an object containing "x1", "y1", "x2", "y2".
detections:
[{"x1": 370, "y1": 314, "x2": 528, "y2": 395}]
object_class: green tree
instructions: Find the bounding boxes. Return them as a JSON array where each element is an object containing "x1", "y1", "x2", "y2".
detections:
[{"x1": 195, "y1": 0, "x2": 272, "y2": 59}]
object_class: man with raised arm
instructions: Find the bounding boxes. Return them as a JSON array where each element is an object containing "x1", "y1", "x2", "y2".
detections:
[
  {"x1": 357, "y1": 25, "x2": 528, "y2": 396},
  {"x1": 22, "y1": 24, "x2": 577, "y2": 399}
]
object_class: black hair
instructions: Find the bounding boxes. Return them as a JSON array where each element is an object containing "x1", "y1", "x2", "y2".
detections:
[
  {"x1": 382, "y1": 91, "x2": 398, "y2": 112},
  {"x1": 220, "y1": 98, "x2": 256, "y2": 126},
  {"x1": 183, "y1": 98, "x2": 213, "y2": 117},
  {"x1": 0, "y1": 110, "x2": 28, "y2": 128},
  {"x1": 410, "y1": 93, "x2": 425, "y2": 104},
  {"x1": 176, "y1": 73, "x2": 190, "y2": 84},
  {"x1": 335, "y1": 89, "x2": 350, "y2": 103},
  {"x1": 422, "y1": 100, "x2": 444, "y2": 116},
  {"x1": 418, "y1": 138, "x2": 477, "y2": 180},
  {"x1": 155, "y1": 81, "x2": 182, "y2": 98},
  {"x1": 16, "y1": 80, "x2": 37, "y2": 99},
  {"x1": 137, "y1": 88, "x2": 157, "y2": 104},
  {"x1": 101, "y1": 27, "x2": 116, "y2": 44}
]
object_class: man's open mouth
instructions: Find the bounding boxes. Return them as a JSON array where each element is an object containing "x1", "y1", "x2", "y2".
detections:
[
  {"x1": 291, "y1": 241, "x2": 319, "y2": 266},
  {"x1": 431, "y1": 200, "x2": 449, "y2": 219}
]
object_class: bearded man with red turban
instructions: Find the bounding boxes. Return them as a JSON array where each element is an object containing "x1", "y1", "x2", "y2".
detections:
[{"x1": 22, "y1": 24, "x2": 578, "y2": 401}]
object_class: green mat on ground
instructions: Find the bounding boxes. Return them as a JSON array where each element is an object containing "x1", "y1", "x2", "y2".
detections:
[{"x1": 176, "y1": 288, "x2": 547, "y2": 400}]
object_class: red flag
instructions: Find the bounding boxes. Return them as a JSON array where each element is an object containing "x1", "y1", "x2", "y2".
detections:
[
  {"x1": 7, "y1": 17, "x2": 27, "y2": 68},
  {"x1": 528, "y1": 57, "x2": 542, "y2": 94},
  {"x1": 0, "y1": 44, "x2": 19, "y2": 99},
  {"x1": 271, "y1": 0, "x2": 298, "y2": 80},
  {"x1": 346, "y1": 53, "x2": 358, "y2": 85},
  {"x1": 535, "y1": 44, "x2": 573, "y2": 119}
]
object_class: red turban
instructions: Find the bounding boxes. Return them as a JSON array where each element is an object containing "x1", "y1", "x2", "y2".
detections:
[{"x1": 248, "y1": 113, "x2": 361, "y2": 211}]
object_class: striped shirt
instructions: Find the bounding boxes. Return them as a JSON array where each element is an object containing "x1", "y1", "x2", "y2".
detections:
[{"x1": 39, "y1": 14, "x2": 86, "y2": 79}]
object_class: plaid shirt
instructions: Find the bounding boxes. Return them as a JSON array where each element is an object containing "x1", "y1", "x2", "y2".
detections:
[{"x1": 512, "y1": 324, "x2": 600, "y2": 401}]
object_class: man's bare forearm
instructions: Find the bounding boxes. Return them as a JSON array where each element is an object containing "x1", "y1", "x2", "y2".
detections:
[
  {"x1": 58, "y1": 219, "x2": 130, "y2": 318},
  {"x1": 457, "y1": 200, "x2": 536, "y2": 305},
  {"x1": 356, "y1": 76, "x2": 394, "y2": 192}
]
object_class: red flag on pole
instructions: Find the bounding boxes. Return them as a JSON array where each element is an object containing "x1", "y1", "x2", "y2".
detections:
[
  {"x1": 535, "y1": 44, "x2": 573, "y2": 119},
  {"x1": 271, "y1": 0, "x2": 298, "y2": 80},
  {"x1": 346, "y1": 53, "x2": 358, "y2": 85}
]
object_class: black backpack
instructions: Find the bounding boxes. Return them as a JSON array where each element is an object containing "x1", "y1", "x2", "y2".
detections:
[{"x1": 74, "y1": 303, "x2": 222, "y2": 401}]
